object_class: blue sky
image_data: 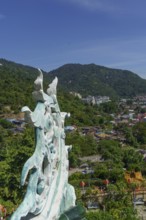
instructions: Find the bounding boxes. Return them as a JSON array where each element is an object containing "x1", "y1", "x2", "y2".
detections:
[{"x1": 1, "y1": 0, "x2": 146, "y2": 78}]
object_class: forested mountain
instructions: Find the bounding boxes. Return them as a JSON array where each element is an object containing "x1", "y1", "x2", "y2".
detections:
[
  {"x1": 49, "y1": 63, "x2": 146, "y2": 98},
  {"x1": 0, "y1": 59, "x2": 101, "y2": 126},
  {"x1": 0, "y1": 58, "x2": 50, "y2": 113},
  {"x1": 1, "y1": 58, "x2": 146, "y2": 113},
  {"x1": 0, "y1": 59, "x2": 35, "y2": 106}
]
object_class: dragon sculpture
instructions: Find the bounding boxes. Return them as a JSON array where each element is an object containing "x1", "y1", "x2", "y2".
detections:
[{"x1": 11, "y1": 70, "x2": 76, "y2": 220}]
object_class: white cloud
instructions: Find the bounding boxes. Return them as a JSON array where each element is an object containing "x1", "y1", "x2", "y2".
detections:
[
  {"x1": 107, "y1": 59, "x2": 146, "y2": 70},
  {"x1": 59, "y1": 0, "x2": 116, "y2": 12},
  {"x1": 57, "y1": 0, "x2": 146, "y2": 18}
]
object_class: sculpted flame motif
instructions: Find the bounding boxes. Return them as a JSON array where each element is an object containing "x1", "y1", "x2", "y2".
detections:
[{"x1": 11, "y1": 70, "x2": 76, "y2": 220}]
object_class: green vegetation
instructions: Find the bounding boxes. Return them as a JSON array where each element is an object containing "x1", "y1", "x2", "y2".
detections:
[
  {"x1": 0, "y1": 59, "x2": 105, "y2": 127},
  {"x1": 1, "y1": 59, "x2": 146, "y2": 219},
  {"x1": 0, "y1": 124, "x2": 34, "y2": 213},
  {"x1": 0, "y1": 59, "x2": 38, "y2": 113},
  {"x1": 49, "y1": 63, "x2": 146, "y2": 98},
  {"x1": 86, "y1": 207, "x2": 139, "y2": 220}
]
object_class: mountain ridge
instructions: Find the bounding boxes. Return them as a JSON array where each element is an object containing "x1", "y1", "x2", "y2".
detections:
[
  {"x1": 48, "y1": 63, "x2": 146, "y2": 98},
  {"x1": 1, "y1": 58, "x2": 146, "y2": 99}
]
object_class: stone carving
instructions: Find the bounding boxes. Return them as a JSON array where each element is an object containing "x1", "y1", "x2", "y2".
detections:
[{"x1": 11, "y1": 70, "x2": 76, "y2": 220}]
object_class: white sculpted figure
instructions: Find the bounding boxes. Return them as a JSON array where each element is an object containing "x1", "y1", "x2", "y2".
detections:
[{"x1": 11, "y1": 70, "x2": 76, "y2": 220}]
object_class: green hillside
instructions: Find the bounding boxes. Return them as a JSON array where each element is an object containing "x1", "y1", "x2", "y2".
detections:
[
  {"x1": 0, "y1": 58, "x2": 39, "y2": 112},
  {"x1": 1, "y1": 58, "x2": 146, "y2": 114},
  {"x1": 0, "y1": 59, "x2": 101, "y2": 126},
  {"x1": 48, "y1": 63, "x2": 146, "y2": 98},
  {"x1": 0, "y1": 58, "x2": 55, "y2": 113}
]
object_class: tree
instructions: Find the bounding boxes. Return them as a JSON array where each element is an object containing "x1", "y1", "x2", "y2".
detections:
[
  {"x1": 99, "y1": 101, "x2": 119, "y2": 114},
  {"x1": 66, "y1": 132, "x2": 97, "y2": 157},
  {"x1": 69, "y1": 152, "x2": 79, "y2": 168},
  {"x1": 124, "y1": 127, "x2": 138, "y2": 147},
  {"x1": 97, "y1": 140, "x2": 122, "y2": 163},
  {"x1": 0, "y1": 127, "x2": 34, "y2": 214},
  {"x1": 122, "y1": 148, "x2": 143, "y2": 170},
  {"x1": 133, "y1": 122, "x2": 146, "y2": 144},
  {"x1": 86, "y1": 211, "x2": 113, "y2": 220}
]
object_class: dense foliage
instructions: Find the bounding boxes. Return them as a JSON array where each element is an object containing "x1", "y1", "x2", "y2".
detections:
[
  {"x1": 49, "y1": 63, "x2": 146, "y2": 98},
  {"x1": 1, "y1": 58, "x2": 146, "y2": 219},
  {"x1": 0, "y1": 125, "x2": 34, "y2": 213},
  {"x1": 0, "y1": 59, "x2": 104, "y2": 127}
]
